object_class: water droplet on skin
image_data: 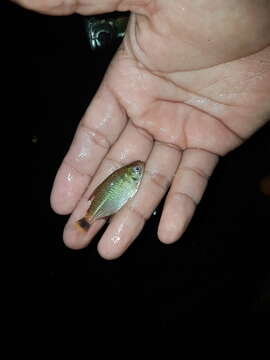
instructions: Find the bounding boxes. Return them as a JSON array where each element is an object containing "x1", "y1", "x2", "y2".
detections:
[
  {"x1": 67, "y1": 172, "x2": 73, "y2": 182},
  {"x1": 111, "y1": 235, "x2": 121, "y2": 244},
  {"x1": 119, "y1": 148, "x2": 130, "y2": 161},
  {"x1": 195, "y1": 98, "x2": 206, "y2": 104},
  {"x1": 77, "y1": 148, "x2": 88, "y2": 160},
  {"x1": 110, "y1": 223, "x2": 125, "y2": 245}
]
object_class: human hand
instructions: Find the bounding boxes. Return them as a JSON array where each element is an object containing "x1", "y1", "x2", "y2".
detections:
[{"x1": 20, "y1": 0, "x2": 270, "y2": 258}]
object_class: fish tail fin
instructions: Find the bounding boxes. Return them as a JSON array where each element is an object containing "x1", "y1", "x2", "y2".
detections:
[{"x1": 75, "y1": 216, "x2": 91, "y2": 232}]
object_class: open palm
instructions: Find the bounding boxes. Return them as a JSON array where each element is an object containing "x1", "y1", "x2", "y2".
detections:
[{"x1": 29, "y1": 1, "x2": 270, "y2": 259}]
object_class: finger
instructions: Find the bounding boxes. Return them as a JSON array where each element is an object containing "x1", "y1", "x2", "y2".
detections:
[
  {"x1": 63, "y1": 121, "x2": 154, "y2": 249},
  {"x1": 158, "y1": 148, "x2": 219, "y2": 244},
  {"x1": 12, "y1": 0, "x2": 125, "y2": 16},
  {"x1": 50, "y1": 83, "x2": 127, "y2": 215},
  {"x1": 97, "y1": 141, "x2": 182, "y2": 259},
  {"x1": 11, "y1": 0, "x2": 77, "y2": 15}
]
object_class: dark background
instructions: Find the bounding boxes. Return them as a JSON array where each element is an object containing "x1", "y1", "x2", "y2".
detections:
[{"x1": 4, "y1": 1, "x2": 269, "y2": 318}]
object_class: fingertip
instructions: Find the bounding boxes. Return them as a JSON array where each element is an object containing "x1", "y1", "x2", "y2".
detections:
[
  {"x1": 63, "y1": 222, "x2": 89, "y2": 250},
  {"x1": 157, "y1": 217, "x2": 188, "y2": 244},
  {"x1": 157, "y1": 228, "x2": 180, "y2": 244},
  {"x1": 50, "y1": 192, "x2": 72, "y2": 215},
  {"x1": 63, "y1": 218, "x2": 106, "y2": 250},
  {"x1": 97, "y1": 209, "x2": 145, "y2": 260},
  {"x1": 50, "y1": 163, "x2": 90, "y2": 215},
  {"x1": 97, "y1": 242, "x2": 121, "y2": 260},
  {"x1": 97, "y1": 229, "x2": 127, "y2": 260},
  {"x1": 158, "y1": 193, "x2": 195, "y2": 244}
]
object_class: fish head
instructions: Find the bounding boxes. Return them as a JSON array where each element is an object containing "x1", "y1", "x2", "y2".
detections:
[{"x1": 127, "y1": 160, "x2": 145, "y2": 183}]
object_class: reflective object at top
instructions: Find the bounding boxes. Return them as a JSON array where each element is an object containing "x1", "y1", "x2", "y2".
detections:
[{"x1": 84, "y1": 12, "x2": 130, "y2": 50}]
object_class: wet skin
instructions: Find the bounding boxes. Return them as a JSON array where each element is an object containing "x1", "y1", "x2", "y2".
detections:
[{"x1": 16, "y1": 0, "x2": 270, "y2": 258}]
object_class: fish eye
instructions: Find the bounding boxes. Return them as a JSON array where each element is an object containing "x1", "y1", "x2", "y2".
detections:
[{"x1": 133, "y1": 165, "x2": 141, "y2": 173}]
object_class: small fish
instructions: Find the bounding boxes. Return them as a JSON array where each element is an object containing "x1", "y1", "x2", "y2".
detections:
[{"x1": 76, "y1": 161, "x2": 145, "y2": 231}]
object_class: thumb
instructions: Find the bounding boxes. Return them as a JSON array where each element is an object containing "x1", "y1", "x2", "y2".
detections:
[{"x1": 10, "y1": 0, "x2": 151, "y2": 16}]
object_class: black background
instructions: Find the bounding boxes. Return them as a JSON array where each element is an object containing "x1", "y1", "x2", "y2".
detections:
[{"x1": 4, "y1": 1, "x2": 269, "y2": 319}]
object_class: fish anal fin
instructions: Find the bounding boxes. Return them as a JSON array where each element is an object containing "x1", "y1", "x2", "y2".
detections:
[{"x1": 88, "y1": 191, "x2": 95, "y2": 202}]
